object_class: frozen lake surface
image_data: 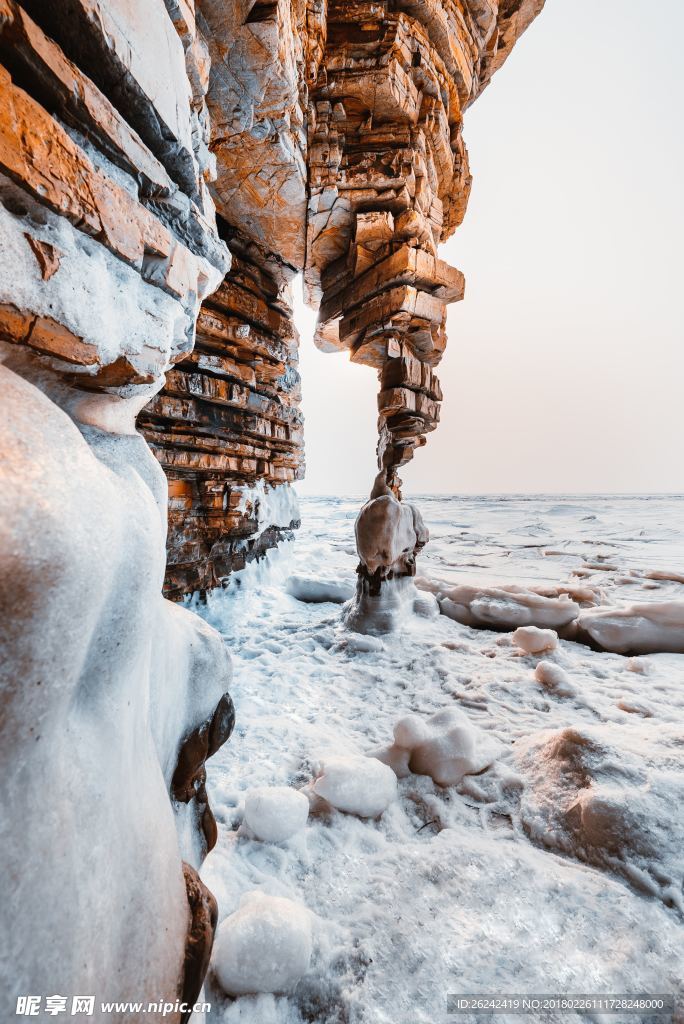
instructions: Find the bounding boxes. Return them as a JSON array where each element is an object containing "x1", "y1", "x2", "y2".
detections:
[{"x1": 196, "y1": 495, "x2": 684, "y2": 1024}]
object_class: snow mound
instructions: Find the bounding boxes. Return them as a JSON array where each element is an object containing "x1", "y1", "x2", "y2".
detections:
[
  {"x1": 515, "y1": 725, "x2": 684, "y2": 907},
  {"x1": 377, "y1": 708, "x2": 502, "y2": 787},
  {"x1": 212, "y1": 891, "x2": 312, "y2": 996},
  {"x1": 312, "y1": 755, "x2": 397, "y2": 817},
  {"x1": 285, "y1": 575, "x2": 354, "y2": 604},
  {"x1": 533, "y1": 660, "x2": 577, "y2": 697},
  {"x1": 512, "y1": 625, "x2": 558, "y2": 654},
  {"x1": 578, "y1": 601, "x2": 684, "y2": 654},
  {"x1": 243, "y1": 787, "x2": 309, "y2": 843}
]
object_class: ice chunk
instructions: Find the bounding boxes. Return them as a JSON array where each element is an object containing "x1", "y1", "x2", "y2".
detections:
[
  {"x1": 313, "y1": 755, "x2": 397, "y2": 817},
  {"x1": 578, "y1": 601, "x2": 684, "y2": 654},
  {"x1": 512, "y1": 626, "x2": 558, "y2": 654},
  {"x1": 534, "y1": 660, "x2": 577, "y2": 697},
  {"x1": 212, "y1": 891, "x2": 312, "y2": 996},
  {"x1": 435, "y1": 583, "x2": 581, "y2": 631},
  {"x1": 243, "y1": 787, "x2": 309, "y2": 843},
  {"x1": 285, "y1": 575, "x2": 354, "y2": 604},
  {"x1": 377, "y1": 708, "x2": 501, "y2": 787}
]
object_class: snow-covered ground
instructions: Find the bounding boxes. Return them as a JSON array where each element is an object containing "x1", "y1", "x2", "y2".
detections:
[{"x1": 195, "y1": 495, "x2": 684, "y2": 1024}]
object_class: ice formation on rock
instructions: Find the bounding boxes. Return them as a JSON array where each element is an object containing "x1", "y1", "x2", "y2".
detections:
[
  {"x1": 0, "y1": 0, "x2": 235, "y2": 1013},
  {"x1": 416, "y1": 575, "x2": 684, "y2": 657},
  {"x1": 426, "y1": 580, "x2": 586, "y2": 631},
  {"x1": 345, "y1": 493, "x2": 431, "y2": 632},
  {"x1": 212, "y1": 892, "x2": 313, "y2": 996},
  {"x1": 243, "y1": 787, "x2": 309, "y2": 843},
  {"x1": 312, "y1": 755, "x2": 398, "y2": 818},
  {"x1": 286, "y1": 575, "x2": 355, "y2": 605},
  {"x1": 376, "y1": 708, "x2": 502, "y2": 787}
]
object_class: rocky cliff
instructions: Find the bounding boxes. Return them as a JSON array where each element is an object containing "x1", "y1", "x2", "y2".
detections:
[
  {"x1": 0, "y1": 0, "x2": 543, "y2": 1018},
  {"x1": 140, "y1": 0, "x2": 543, "y2": 599}
]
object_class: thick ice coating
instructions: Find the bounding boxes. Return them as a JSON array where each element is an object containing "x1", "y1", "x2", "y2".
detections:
[
  {"x1": 431, "y1": 582, "x2": 583, "y2": 631},
  {"x1": 312, "y1": 755, "x2": 398, "y2": 817},
  {"x1": 577, "y1": 602, "x2": 684, "y2": 654},
  {"x1": 212, "y1": 891, "x2": 313, "y2": 996},
  {"x1": 243, "y1": 787, "x2": 309, "y2": 843},
  {"x1": 355, "y1": 494, "x2": 428, "y2": 578}
]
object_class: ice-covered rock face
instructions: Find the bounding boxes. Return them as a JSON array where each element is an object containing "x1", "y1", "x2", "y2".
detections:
[
  {"x1": 0, "y1": 365, "x2": 234, "y2": 1016},
  {"x1": 0, "y1": 0, "x2": 237, "y2": 1014},
  {"x1": 355, "y1": 494, "x2": 427, "y2": 578}
]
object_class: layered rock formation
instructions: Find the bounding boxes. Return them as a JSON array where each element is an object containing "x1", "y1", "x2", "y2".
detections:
[
  {"x1": 305, "y1": 0, "x2": 544, "y2": 617},
  {"x1": 140, "y1": 0, "x2": 543, "y2": 599},
  {"x1": 138, "y1": 232, "x2": 304, "y2": 597},
  {"x1": 0, "y1": 0, "x2": 544, "y2": 1017},
  {"x1": 138, "y1": 0, "x2": 318, "y2": 597}
]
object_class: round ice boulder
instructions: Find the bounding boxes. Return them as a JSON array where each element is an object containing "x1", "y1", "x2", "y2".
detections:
[
  {"x1": 512, "y1": 625, "x2": 558, "y2": 654},
  {"x1": 313, "y1": 755, "x2": 397, "y2": 817},
  {"x1": 212, "y1": 891, "x2": 312, "y2": 996},
  {"x1": 244, "y1": 787, "x2": 309, "y2": 843}
]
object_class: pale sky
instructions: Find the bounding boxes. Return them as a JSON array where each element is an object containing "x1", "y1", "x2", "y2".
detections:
[{"x1": 295, "y1": 0, "x2": 684, "y2": 496}]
